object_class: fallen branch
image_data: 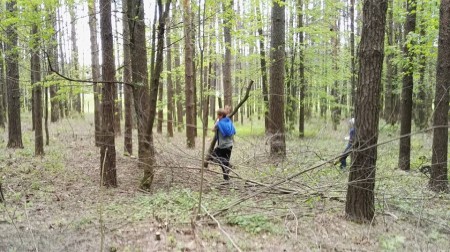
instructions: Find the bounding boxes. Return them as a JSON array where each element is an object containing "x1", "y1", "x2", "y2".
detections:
[
  {"x1": 201, "y1": 204, "x2": 242, "y2": 252},
  {"x1": 211, "y1": 159, "x2": 334, "y2": 217},
  {"x1": 204, "y1": 80, "x2": 254, "y2": 167}
]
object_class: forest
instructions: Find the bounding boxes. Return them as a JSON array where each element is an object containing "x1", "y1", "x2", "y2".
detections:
[{"x1": 0, "y1": 0, "x2": 449, "y2": 251}]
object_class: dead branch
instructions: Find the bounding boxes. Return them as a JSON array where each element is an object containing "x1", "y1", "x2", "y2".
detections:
[{"x1": 204, "y1": 80, "x2": 254, "y2": 167}]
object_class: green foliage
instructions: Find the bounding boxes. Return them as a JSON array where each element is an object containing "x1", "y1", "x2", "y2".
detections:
[
  {"x1": 107, "y1": 189, "x2": 198, "y2": 222},
  {"x1": 226, "y1": 214, "x2": 276, "y2": 234},
  {"x1": 379, "y1": 234, "x2": 406, "y2": 251}
]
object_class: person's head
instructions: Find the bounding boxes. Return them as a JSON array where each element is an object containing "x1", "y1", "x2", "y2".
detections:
[
  {"x1": 224, "y1": 105, "x2": 231, "y2": 115},
  {"x1": 349, "y1": 118, "x2": 355, "y2": 127},
  {"x1": 217, "y1": 108, "x2": 227, "y2": 119}
]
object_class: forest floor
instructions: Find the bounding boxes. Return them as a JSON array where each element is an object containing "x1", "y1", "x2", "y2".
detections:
[{"x1": 1, "y1": 114, "x2": 449, "y2": 251}]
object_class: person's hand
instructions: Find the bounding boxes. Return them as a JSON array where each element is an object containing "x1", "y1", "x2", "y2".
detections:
[{"x1": 344, "y1": 136, "x2": 350, "y2": 141}]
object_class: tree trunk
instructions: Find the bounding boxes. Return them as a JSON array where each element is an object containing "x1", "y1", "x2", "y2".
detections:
[
  {"x1": 49, "y1": 12, "x2": 60, "y2": 123},
  {"x1": 31, "y1": 23, "x2": 44, "y2": 156},
  {"x1": 157, "y1": 71, "x2": 163, "y2": 134},
  {"x1": 269, "y1": 0, "x2": 286, "y2": 157},
  {"x1": 143, "y1": 0, "x2": 171, "y2": 189},
  {"x1": 44, "y1": 86, "x2": 49, "y2": 146},
  {"x1": 298, "y1": 0, "x2": 306, "y2": 138},
  {"x1": 256, "y1": 6, "x2": 269, "y2": 135},
  {"x1": 166, "y1": 28, "x2": 174, "y2": 137},
  {"x1": 414, "y1": 7, "x2": 429, "y2": 130},
  {"x1": 6, "y1": 0, "x2": 23, "y2": 149},
  {"x1": 222, "y1": 0, "x2": 233, "y2": 112},
  {"x1": 88, "y1": 0, "x2": 102, "y2": 147},
  {"x1": 384, "y1": 0, "x2": 395, "y2": 125},
  {"x1": 69, "y1": 5, "x2": 82, "y2": 114},
  {"x1": 183, "y1": 0, "x2": 195, "y2": 148},
  {"x1": 113, "y1": 1, "x2": 121, "y2": 136},
  {"x1": 0, "y1": 41, "x2": 5, "y2": 129},
  {"x1": 331, "y1": 17, "x2": 340, "y2": 131},
  {"x1": 99, "y1": 0, "x2": 117, "y2": 187},
  {"x1": 345, "y1": 0, "x2": 387, "y2": 222},
  {"x1": 430, "y1": 0, "x2": 449, "y2": 193},
  {"x1": 128, "y1": 0, "x2": 151, "y2": 186},
  {"x1": 350, "y1": 0, "x2": 356, "y2": 107},
  {"x1": 57, "y1": 7, "x2": 66, "y2": 119},
  {"x1": 122, "y1": 0, "x2": 133, "y2": 154},
  {"x1": 174, "y1": 41, "x2": 184, "y2": 132},
  {"x1": 398, "y1": 0, "x2": 417, "y2": 171}
]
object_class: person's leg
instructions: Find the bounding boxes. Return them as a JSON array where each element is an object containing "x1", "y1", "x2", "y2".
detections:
[
  {"x1": 340, "y1": 144, "x2": 352, "y2": 169},
  {"x1": 214, "y1": 148, "x2": 230, "y2": 180},
  {"x1": 222, "y1": 147, "x2": 233, "y2": 179}
]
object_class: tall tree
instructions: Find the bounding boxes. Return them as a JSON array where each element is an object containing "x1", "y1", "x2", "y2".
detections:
[
  {"x1": 122, "y1": 0, "x2": 133, "y2": 154},
  {"x1": 345, "y1": 0, "x2": 388, "y2": 222},
  {"x1": 49, "y1": 12, "x2": 60, "y2": 123},
  {"x1": 69, "y1": 4, "x2": 82, "y2": 114},
  {"x1": 222, "y1": 0, "x2": 233, "y2": 111},
  {"x1": 88, "y1": 0, "x2": 102, "y2": 147},
  {"x1": 128, "y1": 0, "x2": 151, "y2": 188},
  {"x1": 0, "y1": 41, "x2": 5, "y2": 129},
  {"x1": 398, "y1": 0, "x2": 417, "y2": 171},
  {"x1": 384, "y1": 0, "x2": 396, "y2": 125},
  {"x1": 331, "y1": 15, "x2": 340, "y2": 131},
  {"x1": 430, "y1": 0, "x2": 449, "y2": 193},
  {"x1": 57, "y1": 7, "x2": 66, "y2": 119},
  {"x1": 174, "y1": 38, "x2": 184, "y2": 133},
  {"x1": 145, "y1": 0, "x2": 171, "y2": 188},
  {"x1": 31, "y1": 22, "x2": 44, "y2": 156},
  {"x1": 269, "y1": 0, "x2": 286, "y2": 157},
  {"x1": 99, "y1": 0, "x2": 117, "y2": 187},
  {"x1": 183, "y1": 0, "x2": 195, "y2": 148},
  {"x1": 256, "y1": 6, "x2": 269, "y2": 134},
  {"x1": 414, "y1": 2, "x2": 430, "y2": 130},
  {"x1": 6, "y1": 0, "x2": 23, "y2": 149},
  {"x1": 298, "y1": 0, "x2": 306, "y2": 138},
  {"x1": 350, "y1": 0, "x2": 356, "y2": 107},
  {"x1": 166, "y1": 23, "x2": 174, "y2": 137}
]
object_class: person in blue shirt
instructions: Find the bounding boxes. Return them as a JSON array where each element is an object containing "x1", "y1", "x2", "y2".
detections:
[
  {"x1": 212, "y1": 108, "x2": 236, "y2": 180},
  {"x1": 339, "y1": 118, "x2": 355, "y2": 169}
]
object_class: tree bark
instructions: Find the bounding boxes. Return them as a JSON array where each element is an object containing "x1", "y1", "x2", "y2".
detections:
[
  {"x1": 6, "y1": 0, "x2": 23, "y2": 149},
  {"x1": 345, "y1": 0, "x2": 387, "y2": 222},
  {"x1": 122, "y1": 0, "x2": 133, "y2": 154},
  {"x1": 183, "y1": 0, "x2": 195, "y2": 148},
  {"x1": 49, "y1": 12, "x2": 60, "y2": 123},
  {"x1": 384, "y1": 0, "x2": 395, "y2": 125},
  {"x1": 222, "y1": 0, "x2": 233, "y2": 112},
  {"x1": 0, "y1": 41, "x2": 5, "y2": 129},
  {"x1": 143, "y1": 0, "x2": 171, "y2": 189},
  {"x1": 398, "y1": 0, "x2": 417, "y2": 171},
  {"x1": 298, "y1": 0, "x2": 306, "y2": 138},
  {"x1": 174, "y1": 41, "x2": 184, "y2": 132},
  {"x1": 269, "y1": 0, "x2": 286, "y2": 157},
  {"x1": 414, "y1": 6, "x2": 429, "y2": 130},
  {"x1": 69, "y1": 5, "x2": 82, "y2": 114},
  {"x1": 88, "y1": 0, "x2": 102, "y2": 147},
  {"x1": 99, "y1": 0, "x2": 117, "y2": 187},
  {"x1": 166, "y1": 21, "x2": 174, "y2": 138},
  {"x1": 256, "y1": 6, "x2": 269, "y2": 135},
  {"x1": 31, "y1": 23, "x2": 44, "y2": 156},
  {"x1": 331, "y1": 17, "x2": 340, "y2": 131},
  {"x1": 430, "y1": 0, "x2": 450, "y2": 193},
  {"x1": 349, "y1": 0, "x2": 356, "y2": 107}
]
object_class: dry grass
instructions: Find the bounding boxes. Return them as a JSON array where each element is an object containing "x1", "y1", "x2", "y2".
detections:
[{"x1": 0, "y1": 114, "x2": 449, "y2": 251}]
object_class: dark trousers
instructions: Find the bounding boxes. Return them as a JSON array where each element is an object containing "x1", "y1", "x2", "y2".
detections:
[
  {"x1": 212, "y1": 147, "x2": 233, "y2": 180},
  {"x1": 340, "y1": 143, "x2": 352, "y2": 168}
]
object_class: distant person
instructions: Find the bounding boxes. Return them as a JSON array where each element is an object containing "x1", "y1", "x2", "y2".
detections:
[
  {"x1": 212, "y1": 108, "x2": 235, "y2": 181},
  {"x1": 339, "y1": 118, "x2": 355, "y2": 169}
]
